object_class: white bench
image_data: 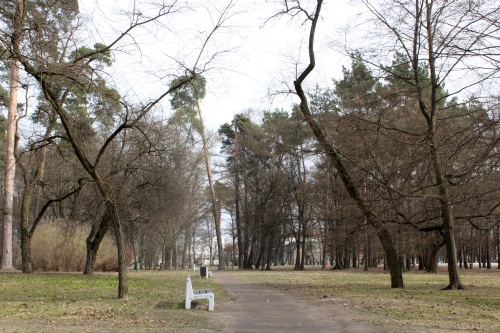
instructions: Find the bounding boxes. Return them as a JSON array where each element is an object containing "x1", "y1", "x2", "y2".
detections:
[
  {"x1": 185, "y1": 275, "x2": 214, "y2": 311},
  {"x1": 193, "y1": 264, "x2": 199, "y2": 271}
]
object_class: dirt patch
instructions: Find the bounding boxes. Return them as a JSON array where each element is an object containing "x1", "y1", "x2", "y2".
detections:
[{"x1": 213, "y1": 272, "x2": 399, "y2": 333}]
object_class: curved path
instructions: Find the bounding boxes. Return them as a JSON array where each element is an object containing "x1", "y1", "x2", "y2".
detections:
[{"x1": 213, "y1": 273, "x2": 379, "y2": 333}]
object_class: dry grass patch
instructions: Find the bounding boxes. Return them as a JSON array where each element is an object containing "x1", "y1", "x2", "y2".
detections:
[
  {"x1": 231, "y1": 265, "x2": 500, "y2": 332},
  {"x1": 0, "y1": 269, "x2": 229, "y2": 333}
]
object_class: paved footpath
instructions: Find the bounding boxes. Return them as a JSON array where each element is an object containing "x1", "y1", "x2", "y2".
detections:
[{"x1": 213, "y1": 273, "x2": 379, "y2": 333}]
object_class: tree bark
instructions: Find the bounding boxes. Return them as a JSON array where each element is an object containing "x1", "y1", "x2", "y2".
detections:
[
  {"x1": 246, "y1": 236, "x2": 255, "y2": 269},
  {"x1": 292, "y1": 0, "x2": 404, "y2": 288},
  {"x1": 322, "y1": 217, "x2": 328, "y2": 270},
  {"x1": 243, "y1": 158, "x2": 251, "y2": 269},
  {"x1": 1, "y1": 58, "x2": 18, "y2": 270},
  {"x1": 300, "y1": 229, "x2": 306, "y2": 270},
  {"x1": 181, "y1": 225, "x2": 189, "y2": 269},
  {"x1": 98, "y1": 184, "x2": 128, "y2": 298},
  {"x1": 426, "y1": 248, "x2": 439, "y2": 273},
  {"x1": 233, "y1": 117, "x2": 244, "y2": 269},
  {"x1": 173, "y1": 243, "x2": 178, "y2": 269},
  {"x1": 20, "y1": 194, "x2": 33, "y2": 273},
  {"x1": 486, "y1": 236, "x2": 491, "y2": 269},
  {"x1": 497, "y1": 224, "x2": 500, "y2": 269},
  {"x1": 84, "y1": 213, "x2": 111, "y2": 275},
  {"x1": 266, "y1": 227, "x2": 274, "y2": 270},
  {"x1": 195, "y1": 100, "x2": 225, "y2": 270},
  {"x1": 411, "y1": 0, "x2": 464, "y2": 290},
  {"x1": 322, "y1": 168, "x2": 330, "y2": 270},
  {"x1": 458, "y1": 247, "x2": 463, "y2": 269},
  {"x1": 1, "y1": 0, "x2": 23, "y2": 270},
  {"x1": 364, "y1": 219, "x2": 369, "y2": 271}
]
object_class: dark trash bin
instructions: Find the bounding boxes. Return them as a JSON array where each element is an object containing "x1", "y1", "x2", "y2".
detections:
[{"x1": 199, "y1": 266, "x2": 207, "y2": 278}]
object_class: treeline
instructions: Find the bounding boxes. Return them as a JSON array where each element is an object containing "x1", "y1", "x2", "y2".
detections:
[
  {"x1": 0, "y1": 0, "x2": 237, "y2": 299},
  {"x1": 215, "y1": 57, "x2": 500, "y2": 275},
  {"x1": 0, "y1": 0, "x2": 499, "y2": 299}
]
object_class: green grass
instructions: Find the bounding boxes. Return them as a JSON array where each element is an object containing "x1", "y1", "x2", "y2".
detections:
[{"x1": 0, "y1": 269, "x2": 229, "y2": 333}]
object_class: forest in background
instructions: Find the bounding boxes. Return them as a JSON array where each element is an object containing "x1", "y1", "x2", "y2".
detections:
[{"x1": 1, "y1": 0, "x2": 499, "y2": 298}]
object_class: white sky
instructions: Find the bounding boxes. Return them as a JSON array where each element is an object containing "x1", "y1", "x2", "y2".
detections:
[{"x1": 77, "y1": 0, "x2": 356, "y2": 131}]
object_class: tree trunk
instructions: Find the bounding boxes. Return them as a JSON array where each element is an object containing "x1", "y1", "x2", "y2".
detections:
[
  {"x1": 322, "y1": 218, "x2": 328, "y2": 270},
  {"x1": 323, "y1": 165, "x2": 330, "y2": 270},
  {"x1": 134, "y1": 235, "x2": 141, "y2": 273},
  {"x1": 164, "y1": 241, "x2": 174, "y2": 270},
  {"x1": 486, "y1": 236, "x2": 491, "y2": 269},
  {"x1": 266, "y1": 228, "x2": 274, "y2": 271},
  {"x1": 352, "y1": 244, "x2": 358, "y2": 269},
  {"x1": 2, "y1": 7, "x2": 21, "y2": 268},
  {"x1": 173, "y1": 243, "x2": 178, "y2": 269},
  {"x1": 294, "y1": 239, "x2": 301, "y2": 270},
  {"x1": 208, "y1": 235, "x2": 213, "y2": 267},
  {"x1": 181, "y1": 226, "x2": 189, "y2": 269},
  {"x1": 497, "y1": 224, "x2": 500, "y2": 269},
  {"x1": 266, "y1": 227, "x2": 274, "y2": 270},
  {"x1": 195, "y1": 100, "x2": 225, "y2": 270},
  {"x1": 191, "y1": 230, "x2": 197, "y2": 267},
  {"x1": 406, "y1": 255, "x2": 412, "y2": 271},
  {"x1": 292, "y1": 0, "x2": 403, "y2": 288},
  {"x1": 84, "y1": 213, "x2": 111, "y2": 275},
  {"x1": 426, "y1": 241, "x2": 442, "y2": 273},
  {"x1": 243, "y1": 162, "x2": 251, "y2": 269},
  {"x1": 458, "y1": 247, "x2": 463, "y2": 269},
  {"x1": 300, "y1": 231, "x2": 306, "y2": 270},
  {"x1": 478, "y1": 246, "x2": 482, "y2": 269},
  {"x1": 419, "y1": 4, "x2": 463, "y2": 289},
  {"x1": 440, "y1": 201, "x2": 463, "y2": 288},
  {"x1": 231, "y1": 215, "x2": 236, "y2": 269},
  {"x1": 344, "y1": 246, "x2": 350, "y2": 269},
  {"x1": 255, "y1": 229, "x2": 265, "y2": 270},
  {"x1": 268, "y1": 155, "x2": 281, "y2": 270},
  {"x1": 20, "y1": 194, "x2": 33, "y2": 273},
  {"x1": 364, "y1": 221, "x2": 369, "y2": 271},
  {"x1": 233, "y1": 117, "x2": 244, "y2": 269},
  {"x1": 246, "y1": 239, "x2": 255, "y2": 269},
  {"x1": 463, "y1": 247, "x2": 469, "y2": 269},
  {"x1": 19, "y1": 86, "x2": 59, "y2": 274},
  {"x1": 105, "y1": 201, "x2": 128, "y2": 298}
]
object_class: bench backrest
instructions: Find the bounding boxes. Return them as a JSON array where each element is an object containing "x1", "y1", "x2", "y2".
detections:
[
  {"x1": 185, "y1": 275, "x2": 194, "y2": 310},
  {"x1": 186, "y1": 275, "x2": 194, "y2": 296}
]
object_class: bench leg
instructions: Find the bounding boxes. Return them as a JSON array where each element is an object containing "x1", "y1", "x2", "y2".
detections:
[
  {"x1": 208, "y1": 295, "x2": 214, "y2": 311},
  {"x1": 185, "y1": 297, "x2": 191, "y2": 310}
]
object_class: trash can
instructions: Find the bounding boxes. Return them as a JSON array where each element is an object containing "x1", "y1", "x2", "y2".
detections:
[{"x1": 199, "y1": 266, "x2": 207, "y2": 278}]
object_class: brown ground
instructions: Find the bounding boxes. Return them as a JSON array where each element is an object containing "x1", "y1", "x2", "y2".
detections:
[{"x1": 212, "y1": 272, "x2": 403, "y2": 333}]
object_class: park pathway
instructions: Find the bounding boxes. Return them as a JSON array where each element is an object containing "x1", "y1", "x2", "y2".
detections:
[{"x1": 212, "y1": 273, "x2": 379, "y2": 333}]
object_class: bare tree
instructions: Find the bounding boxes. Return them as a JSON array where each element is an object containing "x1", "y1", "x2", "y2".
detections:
[
  {"x1": 169, "y1": 75, "x2": 225, "y2": 270},
  {"x1": 3, "y1": 1, "x2": 239, "y2": 298},
  {"x1": 353, "y1": 0, "x2": 500, "y2": 289},
  {"x1": 275, "y1": 0, "x2": 404, "y2": 287}
]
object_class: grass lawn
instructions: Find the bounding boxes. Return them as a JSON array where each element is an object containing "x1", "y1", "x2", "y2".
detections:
[
  {"x1": 0, "y1": 265, "x2": 499, "y2": 332},
  {"x1": 0, "y1": 269, "x2": 229, "y2": 333}
]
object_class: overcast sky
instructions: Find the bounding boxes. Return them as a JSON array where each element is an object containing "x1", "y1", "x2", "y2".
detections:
[{"x1": 78, "y1": 0, "x2": 355, "y2": 131}]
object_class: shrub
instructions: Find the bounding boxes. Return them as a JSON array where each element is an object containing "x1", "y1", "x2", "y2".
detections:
[{"x1": 29, "y1": 219, "x2": 118, "y2": 272}]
